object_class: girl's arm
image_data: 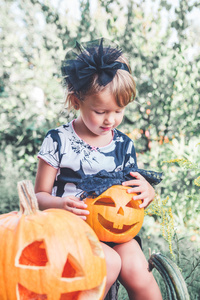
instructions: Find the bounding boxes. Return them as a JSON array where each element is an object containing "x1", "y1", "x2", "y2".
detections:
[
  {"x1": 122, "y1": 172, "x2": 155, "y2": 208},
  {"x1": 35, "y1": 159, "x2": 89, "y2": 219}
]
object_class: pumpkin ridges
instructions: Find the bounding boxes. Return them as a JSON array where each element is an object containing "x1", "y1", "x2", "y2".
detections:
[
  {"x1": 0, "y1": 216, "x2": 12, "y2": 300},
  {"x1": 14, "y1": 211, "x2": 106, "y2": 294},
  {"x1": 44, "y1": 209, "x2": 107, "y2": 288},
  {"x1": 78, "y1": 277, "x2": 106, "y2": 300},
  {"x1": 0, "y1": 213, "x2": 23, "y2": 300},
  {"x1": 84, "y1": 185, "x2": 144, "y2": 243},
  {"x1": 0, "y1": 181, "x2": 106, "y2": 300}
]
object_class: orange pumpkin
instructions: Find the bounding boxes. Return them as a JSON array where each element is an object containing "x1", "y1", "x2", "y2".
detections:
[
  {"x1": 0, "y1": 180, "x2": 106, "y2": 300},
  {"x1": 84, "y1": 185, "x2": 144, "y2": 243}
]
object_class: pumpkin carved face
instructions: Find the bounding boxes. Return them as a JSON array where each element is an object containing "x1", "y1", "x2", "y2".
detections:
[
  {"x1": 84, "y1": 185, "x2": 144, "y2": 243},
  {"x1": 0, "y1": 181, "x2": 106, "y2": 300}
]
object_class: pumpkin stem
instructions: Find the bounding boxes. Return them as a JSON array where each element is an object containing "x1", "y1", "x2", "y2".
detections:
[{"x1": 17, "y1": 180, "x2": 39, "y2": 214}]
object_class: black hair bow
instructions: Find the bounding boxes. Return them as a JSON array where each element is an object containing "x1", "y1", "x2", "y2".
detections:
[
  {"x1": 78, "y1": 166, "x2": 163, "y2": 200},
  {"x1": 61, "y1": 38, "x2": 129, "y2": 93}
]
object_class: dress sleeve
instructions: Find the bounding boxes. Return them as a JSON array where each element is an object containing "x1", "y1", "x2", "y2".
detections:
[
  {"x1": 123, "y1": 138, "x2": 163, "y2": 187},
  {"x1": 37, "y1": 129, "x2": 62, "y2": 169},
  {"x1": 124, "y1": 139, "x2": 138, "y2": 168}
]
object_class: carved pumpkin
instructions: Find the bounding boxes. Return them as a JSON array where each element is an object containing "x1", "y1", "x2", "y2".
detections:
[
  {"x1": 84, "y1": 185, "x2": 144, "y2": 243},
  {"x1": 0, "y1": 180, "x2": 106, "y2": 300}
]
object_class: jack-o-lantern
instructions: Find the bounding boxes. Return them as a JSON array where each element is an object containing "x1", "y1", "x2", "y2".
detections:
[
  {"x1": 84, "y1": 185, "x2": 144, "y2": 243},
  {"x1": 0, "y1": 180, "x2": 106, "y2": 300}
]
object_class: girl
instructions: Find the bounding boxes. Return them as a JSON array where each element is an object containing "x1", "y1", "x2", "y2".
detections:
[{"x1": 35, "y1": 38, "x2": 163, "y2": 300}]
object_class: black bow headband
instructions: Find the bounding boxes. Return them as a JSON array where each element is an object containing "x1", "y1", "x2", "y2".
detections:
[{"x1": 61, "y1": 38, "x2": 130, "y2": 93}]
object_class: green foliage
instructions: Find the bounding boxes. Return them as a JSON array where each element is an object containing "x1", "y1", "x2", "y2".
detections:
[
  {"x1": 145, "y1": 195, "x2": 175, "y2": 256},
  {"x1": 118, "y1": 0, "x2": 200, "y2": 151},
  {"x1": 139, "y1": 136, "x2": 200, "y2": 233},
  {"x1": 172, "y1": 234, "x2": 200, "y2": 299},
  {"x1": 164, "y1": 147, "x2": 200, "y2": 190},
  {"x1": 1, "y1": 0, "x2": 200, "y2": 160},
  {"x1": 0, "y1": 148, "x2": 35, "y2": 214},
  {"x1": 142, "y1": 140, "x2": 200, "y2": 297}
]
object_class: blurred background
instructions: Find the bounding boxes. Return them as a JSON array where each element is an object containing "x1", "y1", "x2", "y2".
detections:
[{"x1": 0, "y1": 0, "x2": 199, "y2": 298}]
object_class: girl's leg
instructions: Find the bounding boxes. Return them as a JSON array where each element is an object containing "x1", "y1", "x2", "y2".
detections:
[
  {"x1": 101, "y1": 242, "x2": 121, "y2": 299},
  {"x1": 114, "y1": 240, "x2": 162, "y2": 300}
]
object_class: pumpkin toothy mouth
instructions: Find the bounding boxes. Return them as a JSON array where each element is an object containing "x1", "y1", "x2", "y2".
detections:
[{"x1": 98, "y1": 214, "x2": 139, "y2": 234}]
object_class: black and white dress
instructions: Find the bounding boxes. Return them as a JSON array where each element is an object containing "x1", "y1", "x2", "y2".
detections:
[{"x1": 38, "y1": 120, "x2": 143, "y2": 199}]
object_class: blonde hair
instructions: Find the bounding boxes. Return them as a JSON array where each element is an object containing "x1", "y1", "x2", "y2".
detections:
[{"x1": 64, "y1": 54, "x2": 136, "y2": 109}]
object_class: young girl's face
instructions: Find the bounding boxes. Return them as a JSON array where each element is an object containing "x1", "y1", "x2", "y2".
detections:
[{"x1": 76, "y1": 88, "x2": 125, "y2": 139}]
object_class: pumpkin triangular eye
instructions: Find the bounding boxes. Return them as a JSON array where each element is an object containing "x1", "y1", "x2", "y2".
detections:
[
  {"x1": 17, "y1": 283, "x2": 47, "y2": 300},
  {"x1": 62, "y1": 254, "x2": 84, "y2": 278},
  {"x1": 126, "y1": 199, "x2": 140, "y2": 208},
  {"x1": 18, "y1": 240, "x2": 48, "y2": 266},
  {"x1": 94, "y1": 197, "x2": 115, "y2": 207}
]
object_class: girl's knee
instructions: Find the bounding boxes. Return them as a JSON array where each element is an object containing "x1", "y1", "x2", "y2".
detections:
[
  {"x1": 115, "y1": 240, "x2": 150, "y2": 288},
  {"x1": 109, "y1": 251, "x2": 121, "y2": 272},
  {"x1": 106, "y1": 250, "x2": 121, "y2": 284},
  {"x1": 101, "y1": 243, "x2": 121, "y2": 285},
  {"x1": 119, "y1": 252, "x2": 161, "y2": 298}
]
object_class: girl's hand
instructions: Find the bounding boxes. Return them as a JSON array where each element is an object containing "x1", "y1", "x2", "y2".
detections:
[
  {"x1": 61, "y1": 195, "x2": 89, "y2": 220},
  {"x1": 122, "y1": 172, "x2": 155, "y2": 208}
]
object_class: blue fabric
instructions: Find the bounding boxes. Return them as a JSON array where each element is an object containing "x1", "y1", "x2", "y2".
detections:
[
  {"x1": 61, "y1": 38, "x2": 130, "y2": 93},
  {"x1": 78, "y1": 165, "x2": 163, "y2": 199}
]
